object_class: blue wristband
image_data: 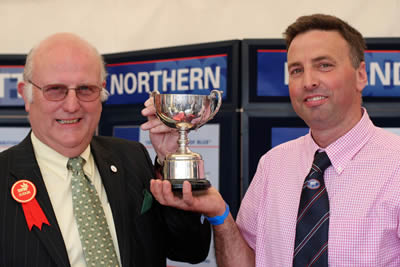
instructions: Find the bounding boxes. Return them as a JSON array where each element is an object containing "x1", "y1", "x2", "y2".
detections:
[{"x1": 206, "y1": 202, "x2": 230, "y2": 226}]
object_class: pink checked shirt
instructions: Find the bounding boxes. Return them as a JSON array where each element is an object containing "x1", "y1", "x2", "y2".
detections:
[{"x1": 237, "y1": 109, "x2": 400, "y2": 266}]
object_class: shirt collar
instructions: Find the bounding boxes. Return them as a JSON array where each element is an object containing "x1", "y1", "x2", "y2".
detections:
[
  {"x1": 306, "y1": 108, "x2": 375, "y2": 175},
  {"x1": 31, "y1": 132, "x2": 93, "y2": 180}
]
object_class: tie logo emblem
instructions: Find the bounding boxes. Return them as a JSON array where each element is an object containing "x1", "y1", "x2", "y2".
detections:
[{"x1": 306, "y1": 179, "x2": 320, "y2": 190}]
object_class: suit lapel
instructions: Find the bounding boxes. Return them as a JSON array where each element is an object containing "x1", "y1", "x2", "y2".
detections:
[
  {"x1": 90, "y1": 137, "x2": 133, "y2": 267},
  {"x1": 8, "y1": 134, "x2": 70, "y2": 267}
]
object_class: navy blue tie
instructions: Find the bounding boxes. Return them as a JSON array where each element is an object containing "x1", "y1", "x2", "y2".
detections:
[{"x1": 293, "y1": 151, "x2": 331, "y2": 267}]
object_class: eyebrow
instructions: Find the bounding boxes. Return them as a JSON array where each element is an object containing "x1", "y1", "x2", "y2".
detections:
[
  {"x1": 287, "y1": 62, "x2": 301, "y2": 70},
  {"x1": 312, "y1": 56, "x2": 334, "y2": 63},
  {"x1": 287, "y1": 55, "x2": 335, "y2": 69}
]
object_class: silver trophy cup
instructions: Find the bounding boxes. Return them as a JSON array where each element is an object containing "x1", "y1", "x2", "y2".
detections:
[{"x1": 151, "y1": 90, "x2": 222, "y2": 190}]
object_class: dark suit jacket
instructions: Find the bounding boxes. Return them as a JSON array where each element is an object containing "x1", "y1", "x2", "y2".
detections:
[{"x1": 0, "y1": 134, "x2": 211, "y2": 267}]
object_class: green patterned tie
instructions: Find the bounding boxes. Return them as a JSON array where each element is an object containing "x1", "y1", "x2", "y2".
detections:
[{"x1": 67, "y1": 157, "x2": 120, "y2": 267}]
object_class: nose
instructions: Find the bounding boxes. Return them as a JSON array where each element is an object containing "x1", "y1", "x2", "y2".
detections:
[
  {"x1": 62, "y1": 89, "x2": 80, "y2": 112},
  {"x1": 303, "y1": 69, "x2": 319, "y2": 90}
]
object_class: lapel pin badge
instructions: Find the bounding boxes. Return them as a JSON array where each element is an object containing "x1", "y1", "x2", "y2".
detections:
[
  {"x1": 110, "y1": 165, "x2": 118, "y2": 173},
  {"x1": 11, "y1": 180, "x2": 50, "y2": 231}
]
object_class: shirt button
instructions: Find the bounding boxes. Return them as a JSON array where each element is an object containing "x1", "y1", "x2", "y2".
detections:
[{"x1": 337, "y1": 166, "x2": 343, "y2": 172}]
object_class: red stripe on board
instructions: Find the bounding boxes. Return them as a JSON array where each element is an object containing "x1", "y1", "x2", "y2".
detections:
[
  {"x1": 257, "y1": 49, "x2": 287, "y2": 53},
  {"x1": 0, "y1": 65, "x2": 24, "y2": 68},
  {"x1": 107, "y1": 54, "x2": 227, "y2": 67},
  {"x1": 365, "y1": 50, "x2": 400, "y2": 53},
  {"x1": 145, "y1": 145, "x2": 219, "y2": 149},
  {"x1": 257, "y1": 49, "x2": 400, "y2": 53}
]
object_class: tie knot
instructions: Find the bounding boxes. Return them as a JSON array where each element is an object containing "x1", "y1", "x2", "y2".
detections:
[
  {"x1": 67, "y1": 156, "x2": 85, "y2": 172},
  {"x1": 313, "y1": 151, "x2": 331, "y2": 173}
]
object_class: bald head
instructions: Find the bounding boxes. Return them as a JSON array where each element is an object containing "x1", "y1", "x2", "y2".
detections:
[{"x1": 23, "y1": 33, "x2": 108, "y2": 102}]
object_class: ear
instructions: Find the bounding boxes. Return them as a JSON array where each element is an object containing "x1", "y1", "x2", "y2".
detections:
[
  {"x1": 355, "y1": 61, "x2": 368, "y2": 93},
  {"x1": 17, "y1": 81, "x2": 31, "y2": 112}
]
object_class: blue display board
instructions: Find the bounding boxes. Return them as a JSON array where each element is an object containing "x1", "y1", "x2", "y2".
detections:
[
  {"x1": 99, "y1": 110, "x2": 241, "y2": 217},
  {"x1": 113, "y1": 126, "x2": 140, "y2": 142},
  {"x1": 271, "y1": 127, "x2": 309, "y2": 148},
  {"x1": 105, "y1": 54, "x2": 228, "y2": 105},
  {"x1": 363, "y1": 51, "x2": 400, "y2": 97},
  {"x1": 256, "y1": 49, "x2": 287, "y2": 97},
  {"x1": 256, "y1": 49, "x2": 400, "y2": 98},
  {"x1": 241, "y1": 38, "x2": 400, "y2": 107},
  {"x1": 0, "y1": 66, "x2": 24, "y2": 106},
  {"x1": 103, "y1": 40, "x2": 239, "y2": 109},
  {"x1": 106, "y1": 54, "x2": 227, "y2": 104}
]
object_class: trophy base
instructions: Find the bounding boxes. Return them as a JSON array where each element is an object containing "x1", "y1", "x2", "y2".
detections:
[{"x1": 168, "y1": 179, "x2": 211, "y2": 191}]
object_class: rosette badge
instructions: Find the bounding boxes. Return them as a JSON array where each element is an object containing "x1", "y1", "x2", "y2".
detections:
[{"x1": 151, "y1": 90, "x2": 222, "y2": 190}]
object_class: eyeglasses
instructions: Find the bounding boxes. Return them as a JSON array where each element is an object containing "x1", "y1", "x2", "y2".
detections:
[{"x1": 28, "y1": 80, "x2": 102, "y2": 102}]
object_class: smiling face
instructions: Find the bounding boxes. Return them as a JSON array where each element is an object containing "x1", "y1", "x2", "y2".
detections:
[
  {"x1": 287, "y1": 30, "x2": 367, "y2": 146},
  {"x1": 19, "y1": 34, "x2": 104, "y2": 157}
]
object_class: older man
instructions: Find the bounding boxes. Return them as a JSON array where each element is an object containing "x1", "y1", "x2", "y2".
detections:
[{"x1": 0, "y1": 33, "x2": 210, "y2": 267}]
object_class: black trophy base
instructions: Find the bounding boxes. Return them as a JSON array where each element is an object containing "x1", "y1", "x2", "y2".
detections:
[{"x1": 169, "y1": 179, "x2": 211, "y2": 191}]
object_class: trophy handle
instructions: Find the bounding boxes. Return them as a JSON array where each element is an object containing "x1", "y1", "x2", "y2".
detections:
[{"x1": 195, "y1": 90, "x2": 222, "y2": 129}]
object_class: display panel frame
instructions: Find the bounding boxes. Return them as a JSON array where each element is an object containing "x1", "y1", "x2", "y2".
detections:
[
  {"x1": 99, "y1": 109, "x2": 241, "y2": 217},
  {"x1": 241, "y1": 111, "x2": 307, "y2": 194},
  {"x1": 103, "y1": 40, "x2": 240, "y2": 111},
  {"x1": 0, "y1": 114, "x2": 30, "y2": 151},
  {"x1": 0, "y1": 54, "x2": 26, "y2": 108},
  {"x1": 241, "y1": 38, "x2": 400, "y2": 110},
  {"x1": 241, "y1": 111, "x2": 400, "y2": 195}
]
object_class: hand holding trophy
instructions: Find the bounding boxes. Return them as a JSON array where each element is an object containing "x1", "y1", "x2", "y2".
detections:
[{"x1": 151, "y1": 90, "x2": 222, "y2": 191}]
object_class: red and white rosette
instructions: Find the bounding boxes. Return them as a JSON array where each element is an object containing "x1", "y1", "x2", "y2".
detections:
[{"x1": 11, "y1": 180, "x2": 50, "y2": 231}]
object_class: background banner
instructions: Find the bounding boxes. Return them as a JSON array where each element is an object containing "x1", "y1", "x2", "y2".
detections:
[
  {"x1": 105, "y1": 54, "x2": 227, "y2": 105},
  {"x1": 256, "y1": 50, "x2": 400, "y2": 97},
  {"x1": 0, "y1": 66, "x2": 24, "y2": 106}
]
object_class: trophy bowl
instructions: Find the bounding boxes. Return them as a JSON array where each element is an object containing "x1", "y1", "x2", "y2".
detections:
[{"x1": 152, "y1": 90, "x2": 222, "y2": 190}]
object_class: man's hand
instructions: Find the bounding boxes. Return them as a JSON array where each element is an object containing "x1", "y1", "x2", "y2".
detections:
[
  {"x1": 150, "y1": 180, "x2": 226, "y2": 217},
  {"x1": 141, "y1": 96, "x2": 179, "y2": 162},
  {"x1": 151, "y1": 179, "x2": 255, "y2": 267}
]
